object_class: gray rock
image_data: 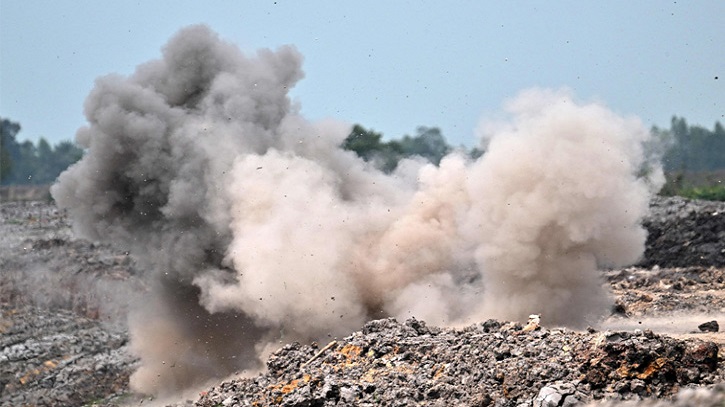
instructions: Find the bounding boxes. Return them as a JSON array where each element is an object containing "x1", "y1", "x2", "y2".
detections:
[
  {"x1": 698, "y1": 320, "x2": 719, "y2": 332},
  {"x1": 534, "y1": 386, "x2": 562, "y2": 407}
]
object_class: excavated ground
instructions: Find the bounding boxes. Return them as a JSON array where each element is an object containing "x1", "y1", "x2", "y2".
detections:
[{"x1": 1, "y1": 196, "x2": 724, "y2": 406}]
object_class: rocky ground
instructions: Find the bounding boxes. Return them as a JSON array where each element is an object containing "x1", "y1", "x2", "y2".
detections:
[
  {"x1": 195, "y1": 318, "x2": 723, "y2": 407},
  {"x1": 0, "y1": 201, "x2": 144, "y2": 407},
  {"x1": 0, "y1": 304, "x2": 136, "y2": 406},
  {"x1": 640, "y1": 196, "x2": 725, "y2": 269},
  {"x1": 1, "y1": 196, "x2": 724, "y2": 406}
]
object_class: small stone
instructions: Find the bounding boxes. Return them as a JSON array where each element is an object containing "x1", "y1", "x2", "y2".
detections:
[
  {"x1": 523, "y1": 314, "x2": 541, "y2": 332},
  {"x1": 611, "y1": 302, "x2": 627, "y2": 315},
  {"x1": 533, "y1": 386, "x2": 562, "y2": 407},
  {"x1": 339, "y1": 386, "x2": 358, "y2": 403},
  {"x1": 630, "y1": 379, "x2": 646, "y2": 393},
  {"x1": 698, "y1": 321, "x2": 719, "y2": 332},
  {"x1": 561, "y1": 394, "x2": 582, "y2": 407}
]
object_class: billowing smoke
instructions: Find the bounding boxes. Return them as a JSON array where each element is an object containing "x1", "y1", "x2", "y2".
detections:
[{"x1": 51, "y1": 25, "x2": 662, "y2": 396}]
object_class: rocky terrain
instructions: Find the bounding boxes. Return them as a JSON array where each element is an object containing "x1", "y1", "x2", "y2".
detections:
[
  {"x1": 1, "y1": 196, "x2": 724, "y2": 406},
  {"x1": 640, "y1": 196, "x2": 725, "y2": 268},
  {"x1": 0, "y1": 304, "x2": 136, "y2": 406},
  {"x1": 0, "y1": 201, "x2": 145, "y2": 406},
  {"x1": 196, "y1": 317, "x2": 723, "y2": 407}
]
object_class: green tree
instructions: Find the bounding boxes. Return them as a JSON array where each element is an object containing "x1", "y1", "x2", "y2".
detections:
[
  {"x1": 53, "y1": 141, "x2": 84, "y2": 168},
  {"x1": 399, "y1": 126, "x2": 450, "y2": 165},
  {"x1": 341, "y1": 125, "x2": 404, "y2": 172},
  {"x1": 15, "y1": 140, "x2": 39, "y2": 184},
  {"x1": 0, "y1": 117, "x2": 84, "y2": 185},
  {"x1": 0, "y1": 145, "x2": 9, "y2": 183},
  {"x1": 1, "y1": 118, "x2": 22, "y2": 183},
  {"x1": 342, "y1": 125, "x2": 386, "y2": 161},
  {"x1": 342, "y1": 124, "x2": 464, "y2": 172},
  {"x1": 662, "y1": 117, "x2": 725, "y2": 172}
]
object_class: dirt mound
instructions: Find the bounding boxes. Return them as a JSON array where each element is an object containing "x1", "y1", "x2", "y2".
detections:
[
  {"x1": 640, "y1": 196, "x2": 725, "y2": 268},
  {"x1": 195, "y1": 318, "x2": 722, "y2": 406}
]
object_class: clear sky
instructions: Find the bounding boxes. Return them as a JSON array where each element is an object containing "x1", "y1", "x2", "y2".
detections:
[{"x1": 1, "y1": 1, "x2": 723, "y2": 147}]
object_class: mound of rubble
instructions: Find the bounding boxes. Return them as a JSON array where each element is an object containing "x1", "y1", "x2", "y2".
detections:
[
  {"x1": 639, "y1": 196, "x2": 725, "y2": 268},
  {"x1": 196, "y1": 318, "x2": 722, "y2": 407}
]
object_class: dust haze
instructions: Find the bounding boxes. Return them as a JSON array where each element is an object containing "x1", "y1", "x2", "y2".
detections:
[{"x1": 51, "y1": 25, "x2": 663, "y2": 395}]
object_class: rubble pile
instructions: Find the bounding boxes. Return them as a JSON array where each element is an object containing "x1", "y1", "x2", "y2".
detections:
[
  {"x1": 640, "y1": 196, "x2": 725, "y2": 268},
  {"x1": 196, "y1": 318, "x2": 722, "y2": 407}
]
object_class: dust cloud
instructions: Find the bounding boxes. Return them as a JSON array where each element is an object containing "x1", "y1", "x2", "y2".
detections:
[{"x1": 51, "y1": 25, "x2": 662, "y2": 395}]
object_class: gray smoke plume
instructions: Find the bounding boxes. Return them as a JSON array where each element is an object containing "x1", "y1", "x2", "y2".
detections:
[{"x1": 51, "y1": 25, "x2": 663, "y2": 396}]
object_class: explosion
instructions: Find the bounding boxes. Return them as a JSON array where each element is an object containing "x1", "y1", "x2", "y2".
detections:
[{"x1": 51, "y1": 25, "x2": 662, "y2": 395}]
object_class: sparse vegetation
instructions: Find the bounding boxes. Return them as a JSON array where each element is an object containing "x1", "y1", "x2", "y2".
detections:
[
  {"x1": 660, "y1": 170, "x2": 725, "y2": 201},
  {"x1": 676, "y1": 184, "x2": 725, "y2": 201}
]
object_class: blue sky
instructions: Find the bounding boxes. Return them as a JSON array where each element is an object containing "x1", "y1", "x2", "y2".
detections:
[{"x1": 1, "y1": 1, "x2": 723, "y2": 147}]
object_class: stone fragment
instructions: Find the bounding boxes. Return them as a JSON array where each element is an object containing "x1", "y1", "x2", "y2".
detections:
[
  {"x1": 523, "y1": 314, "x2": 541, "y2": 332},
  {"x1": 533, "y1": 386, "x2": 562, "y2": 407},
  {"x1": 698, "y1": 320, "x2": 719, "y2": 332}
]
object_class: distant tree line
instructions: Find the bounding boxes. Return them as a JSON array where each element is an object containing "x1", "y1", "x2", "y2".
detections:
[
  {"x1": 2, "y1": 115, "x2": 723, "y2": 193},
  {"x1": 654, "y1": 117, "x2": 725, "y2": 172},
  {"x1": 343, "y1": 118, "x2": 725, "y2": 201},
  {"x1": 342, "y1": 124, "x2": 482, "y2": 173},
  {"x1": 342, "y1": 118, "x2": 725, "y2": 176},
  {"x1": 0, "y1": 118, "x2": 83, "y2": 185},
  {"x1": 649, "y1": 117, "x2": 725, "y2": 200}
]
